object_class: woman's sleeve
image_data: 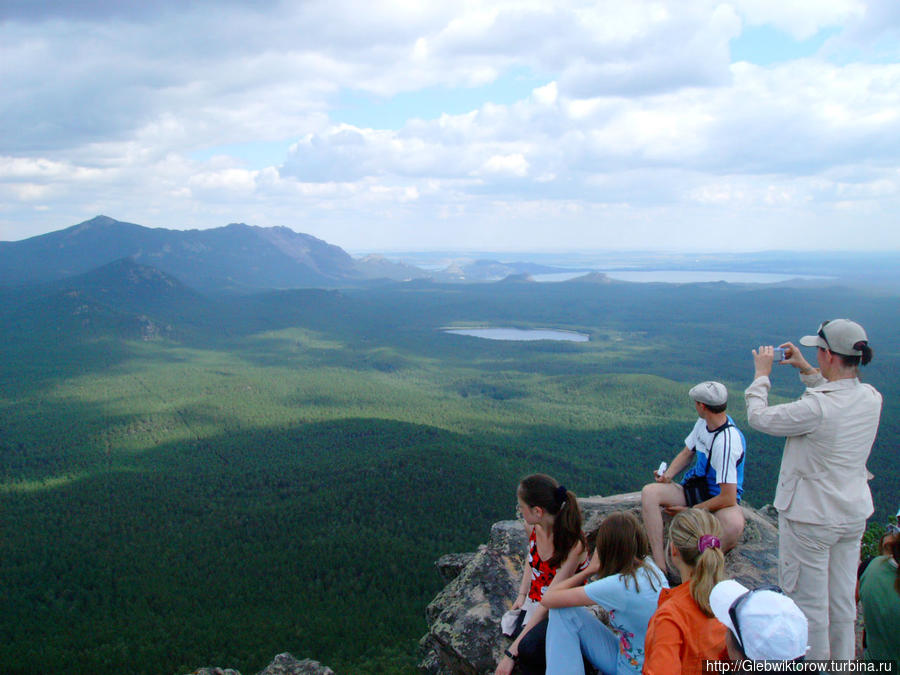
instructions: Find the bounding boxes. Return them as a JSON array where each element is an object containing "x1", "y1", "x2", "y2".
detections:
[{"x1": 744, "y1": 376, "x2": 823, "y2": 436}]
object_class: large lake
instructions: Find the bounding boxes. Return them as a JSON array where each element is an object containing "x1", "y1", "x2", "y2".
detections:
[
  {"x1": 443, "y1": 328, "x2": 589, "y2": 342},
  {"x1": 532, "y1": 271, "x2": 832, "y2": 283}
]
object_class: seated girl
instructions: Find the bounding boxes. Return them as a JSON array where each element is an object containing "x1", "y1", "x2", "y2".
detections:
[
  {"x1": 643, "y1": 507, "x2": 729, "y2": 675},
  {"x1": 495, "y1": 474, "x2": 588, "y2": 675},
  {"x1": 858, "y1": 523, "x2": 900, "y2": 663},
  {"x1": 541, "y1": 510, "x2": 668, "y2": 675}
]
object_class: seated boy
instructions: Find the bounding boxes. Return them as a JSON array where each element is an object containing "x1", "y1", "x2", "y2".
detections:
[{"x1": 640, "y1": 381, "x2": 747, "y2": 571}]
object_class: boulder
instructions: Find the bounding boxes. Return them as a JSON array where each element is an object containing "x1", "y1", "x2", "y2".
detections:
[
  {"x1": 184, "y1": 652, "x2": 333, "y2": 675},
  {"x1": 257, "y1": 653, "x2": 335, "y2": 675},
  {"x1": 436, "y1": 552, "x2": 478, "y2": 583},
  {"x1": 418, "y1": 492, "x2": 780, "y2": 674}
]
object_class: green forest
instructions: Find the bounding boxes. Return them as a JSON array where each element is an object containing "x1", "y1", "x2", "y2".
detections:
[{"x1": 1, "y1": 276, "x2": 898, "y2": 674}]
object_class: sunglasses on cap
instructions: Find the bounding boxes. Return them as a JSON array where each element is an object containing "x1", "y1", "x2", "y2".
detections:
[
  {"x1": 816, "y1": 320, "x2": 832, "y2": 351},
  {"x1": 728, "y1": 584, "x2": 785, "y2": 651}
]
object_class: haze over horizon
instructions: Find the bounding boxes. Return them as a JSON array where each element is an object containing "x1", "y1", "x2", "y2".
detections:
[{"x1": 2, "y1": 1, "x2": 900, "y2": 253}]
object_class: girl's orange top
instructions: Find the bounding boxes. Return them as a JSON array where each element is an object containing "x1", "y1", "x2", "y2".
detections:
[{"x1": 643, "y1": 582, "x2": 728, "y2": 675}]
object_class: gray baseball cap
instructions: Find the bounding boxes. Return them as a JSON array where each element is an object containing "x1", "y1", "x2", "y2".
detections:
[
  {"x1": 689, "y1": 381, "x2": 728, "y2": 407},
  {"x1": 799, "y1": 319, "x2": 868, "y2": 356}
]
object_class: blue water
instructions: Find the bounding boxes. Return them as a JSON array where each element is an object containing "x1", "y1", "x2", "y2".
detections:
[
  {"x1": 443, "y1": 328, "x2": 589, "y2": 342},
  {"x1": 601, "y1": 271, "x2": 831, "y2": 284},
  {"x1": 531, "y1": 270, "x2": 831, "y2": 284}
]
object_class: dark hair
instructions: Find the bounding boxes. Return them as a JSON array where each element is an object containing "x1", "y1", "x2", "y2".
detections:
[
  {"x1": 704, "y1": 402, "x2": 727, "y2": 414},
  {"x1": 594, "y1": 511, "x2": 662, "y2": 593},
  {"x1": 837, "y1": 341, "x2": 873, "y2": 368},
  {"x1": 518, "y1": 473, "x2": 586, "y2": 568}
]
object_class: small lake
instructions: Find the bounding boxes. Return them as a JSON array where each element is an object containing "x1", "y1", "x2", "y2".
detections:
[{"x1": 443, "y1": 328, "x2": 589, "y2": 342}]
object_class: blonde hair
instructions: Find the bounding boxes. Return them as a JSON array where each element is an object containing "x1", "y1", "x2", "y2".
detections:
[{"x1": 668, "y1": 508, "x2": 726, "y2": 616}]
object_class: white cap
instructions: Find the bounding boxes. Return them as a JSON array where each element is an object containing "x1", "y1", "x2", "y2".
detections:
[{"x1": 710, "y1": 580, "x2": 808, "y2": 662}]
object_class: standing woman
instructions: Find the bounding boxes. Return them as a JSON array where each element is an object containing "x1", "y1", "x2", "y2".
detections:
[
  {"x1": 495, "y1": 474, "x2": 588, "y2": 675},
  {"x1": 540, "y1": 511, "x2": 667, "y2": 675},
  {"x1": 745, "y1": 319, "x2": 882, "y2": 660},
  {"x1": 643, "y1": 508, "x2": 729, "y2": 675}
]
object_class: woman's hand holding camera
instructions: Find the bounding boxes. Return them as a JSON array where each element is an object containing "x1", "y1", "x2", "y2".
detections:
[
  {"x1": 779, "y1": 341, "x2": 816, "y2": 374},
  {"x1": 753, "y1": 342, "x2": 816, "y2": 379},
  {"x1": 752, "y1": 345, "x2": 776, "y2": 378}
]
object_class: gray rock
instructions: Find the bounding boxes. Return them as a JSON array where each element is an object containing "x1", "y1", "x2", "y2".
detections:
[
  {"x1": 487, "y1": 520, "x2": 530, "y2": 555},
  {"x1": 420, "y1": 544, "x2": 521, "y2": 674},
  {"x1": 436, "y1": 552, "x2": 478, "y2": 582},
  {"x1": 418, "y1": 492, "x2": 780, "y2": 674},
  {"x1": 183, "y1": 652, "x2": 333, "y2": 675},
  {"x1": 257, "y1": 653, "x2": 335, "y2": 675}
]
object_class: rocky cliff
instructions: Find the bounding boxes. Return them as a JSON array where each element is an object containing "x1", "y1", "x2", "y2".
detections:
[{"x1": 417, "y1": 492, "x2": 781, "y2": 675}]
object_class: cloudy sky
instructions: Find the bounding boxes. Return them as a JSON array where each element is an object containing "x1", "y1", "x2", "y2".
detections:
[{"x1": 2, "y1": 0, "x2": 899, "y2": 252}]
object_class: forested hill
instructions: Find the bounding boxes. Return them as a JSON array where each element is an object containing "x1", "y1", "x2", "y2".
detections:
[
  {"x1": 1, "y1": 265, "x2": 897, "y2": 674},
  {"x1": 0, "y1": 215, "x2": 425, "y2": 291}
]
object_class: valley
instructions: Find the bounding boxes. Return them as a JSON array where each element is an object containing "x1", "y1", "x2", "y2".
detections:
[{"x1": 1, "y1": 223, "x2": 898, "y2": 674}]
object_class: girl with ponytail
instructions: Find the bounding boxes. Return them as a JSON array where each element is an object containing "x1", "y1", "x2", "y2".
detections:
[
  {"x1": 495, "y1": 474, "x2": 588, "y2": 675},
  {"x1": 643, "y1": 508, "x2": 729, "y2": 675}
]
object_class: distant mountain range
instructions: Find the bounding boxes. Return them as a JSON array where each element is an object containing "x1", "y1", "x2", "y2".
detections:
[
  {"x1": 0, "y1": 216, "x2": 592, "y2": 291},
  {"x1": 0, "y1": 215, "x2": 428, "y2": 292},
  {"x1": 0, "y1": 216, "x2": 600, "y2": 346}
]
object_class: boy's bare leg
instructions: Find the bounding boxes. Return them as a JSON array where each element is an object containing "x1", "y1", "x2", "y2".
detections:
[
  {"x1": 640, "y1": 482, "x2": 687, "y2": 570},
  {"x1": 714, "y1": 505, "x2": 745, "y2": 552}
]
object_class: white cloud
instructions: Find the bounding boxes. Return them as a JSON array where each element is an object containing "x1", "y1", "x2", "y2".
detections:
[
  {"x1": 480, "y1": 153, "x2": 529, "y2": 177},
  {"x1": 0, "y1": 157, "x2": 100, "y2": 180},
  {"x1": 188, "y1": 168, "x2": 260, "y2": 194},
  {"x1": 1, "y1": 0, "x2": 899, "y2": 251},
  {"x1": 283, "y1": 128, "x2": 380, "y2": 182}
]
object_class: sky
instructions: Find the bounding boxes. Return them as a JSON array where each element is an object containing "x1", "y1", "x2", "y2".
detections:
[{"x1": 1, "y1": 0, "x2": 899, "y2": 252}]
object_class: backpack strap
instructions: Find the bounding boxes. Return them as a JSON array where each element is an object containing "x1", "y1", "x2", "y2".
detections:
[{"x1": 703, "y1": 421, "x2": 733, "y2": 480}]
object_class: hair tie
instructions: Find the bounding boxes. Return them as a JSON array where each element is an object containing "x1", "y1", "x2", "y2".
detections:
[
  {"x1": 697, "y1": 535, "x2": 720, "y2": 553},
  {"x1": 554, "y1": 485, "x2": 567, "y2": 507}
]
